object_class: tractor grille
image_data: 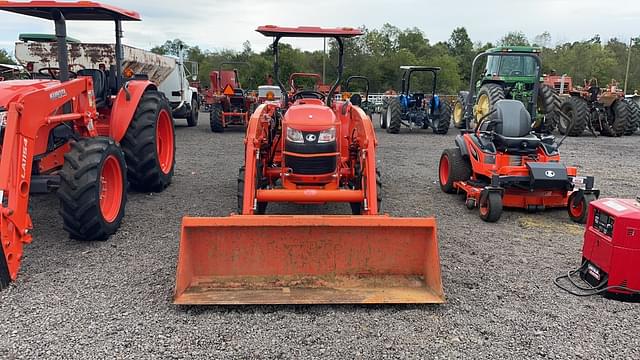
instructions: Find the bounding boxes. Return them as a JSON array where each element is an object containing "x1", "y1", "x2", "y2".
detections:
[{"x1": 285, "y1": 155, "x2": 336, "y2": 175}]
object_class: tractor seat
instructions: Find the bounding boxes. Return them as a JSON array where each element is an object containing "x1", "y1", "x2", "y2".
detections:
[
  {"x1": 77, "y1": 69, "x2": 109, "y2": 108},
  {"x1": 411, "y1": 93, "x2": 425, "y2": 107},
  {"x1": 490, "y1": 100, "x2": 540, "y2": 154},
  {"x1": 350, "y1": 93, "x2": 362, "y2": 106}
]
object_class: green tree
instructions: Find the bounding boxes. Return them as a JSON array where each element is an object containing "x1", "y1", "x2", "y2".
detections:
[
  {"x1": 0, "y1": 49, "x2": 15, "y2": 64},
  {"x1": 499, "y1": 31, "x2": 530, "y2": 46},
  {"x1": 151, "y1": 39, "x2": 189, "y2": 56}
]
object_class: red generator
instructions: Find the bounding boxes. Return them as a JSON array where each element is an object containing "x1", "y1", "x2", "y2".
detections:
[{"x1": 581, "y1": 197, "x2": 640, "y2": 295}]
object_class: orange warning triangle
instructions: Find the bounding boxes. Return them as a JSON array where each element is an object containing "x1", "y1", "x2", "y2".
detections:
[{"x1": 223, "y1": 84, "x2": 235, "y2": 96}]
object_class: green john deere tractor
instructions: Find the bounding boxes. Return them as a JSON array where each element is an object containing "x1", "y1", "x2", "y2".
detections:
[{"x1": 453, "y1": 46, "x2": 560, "y2": 131}]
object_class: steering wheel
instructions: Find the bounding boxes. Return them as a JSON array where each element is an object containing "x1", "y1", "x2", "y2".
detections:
[
  {"x1": 38, "y1": 67, "x2": 77, "y2": 80},
  {"x1": 292, "y1": 90, "x2": 326, "y2": 101}
]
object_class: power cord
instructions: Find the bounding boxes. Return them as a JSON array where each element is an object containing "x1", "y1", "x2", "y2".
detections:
[{"x1": 554, "y1": 261, "x2": 640, "y2": 297}]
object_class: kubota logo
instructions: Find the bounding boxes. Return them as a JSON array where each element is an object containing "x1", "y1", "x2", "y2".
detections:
[
  {"x1": 545, "y1": 170, "x2": 556, "y2": 178},
  {"x1": 20, "y1": 138, "x2": 28, "y2": 179},
  {"x1": 305, "y1": 134, "x2": 317, "y2": 142},
  {"x1": 49, "y1": 89, "x2": 67, "y2": 101}
]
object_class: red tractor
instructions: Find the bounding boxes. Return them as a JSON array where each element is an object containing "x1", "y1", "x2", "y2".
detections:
[
  {"x1": 0, "y1": 2, "x2": 175, "y2": 288},
  {"x1": 207, "y1": 62, "x2": 258, "y2": 133}
]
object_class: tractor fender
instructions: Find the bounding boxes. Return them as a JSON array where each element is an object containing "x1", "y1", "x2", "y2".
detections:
[
  {"x1": 454, "y1": 134, "x2": 468, "y2": 157},
  {"x1": 109, "y1": 80, "x2": 158, "y2": 142}
]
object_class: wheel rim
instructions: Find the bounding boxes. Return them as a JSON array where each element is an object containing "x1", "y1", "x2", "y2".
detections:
[
  {"x1": 454, "y1": 102, "x2": 463, "y2": 126},
  {"x1": 439, "y1": 155, "x2": 450, "y2": 185},
  {"x1": 561, "y1": 108, "x2": 573, "y2": 130},
  {"x1": 386, "y1": 106, "x2": 392, "y2": 125},
  {"x1": 99, "y1": 155, "x2": 123, "y2": 223},
  {"x1": 479, "y1": 199, "x2": 489, "y2": 216},
  {"x1": 476, "y1": 93, "x2": 490, "y2": 121},
  {"x1": 569, "y1": 196, "x2": 584, "y2": 218},
  {"x1": 156, "y1": 109, "x2": 174, "y2": 174}
]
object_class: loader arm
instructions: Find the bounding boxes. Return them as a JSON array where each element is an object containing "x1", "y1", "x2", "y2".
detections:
[{"x1": 0, "y1": 77, "x2": 97, "y2": 286}]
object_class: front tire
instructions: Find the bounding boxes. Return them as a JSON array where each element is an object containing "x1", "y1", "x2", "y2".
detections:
[
  {"x1": 186, "y1": 98, "x2": 199, "y2": 127},
  {"x1": 431, "y1": 100, "x2": 451, "y2": 135},
  {"x1": 121, "y1": 90, "x2": 175, "y2": 193},
  {"x1": 475, "y1": 84, "x2": 505, "y2": 124},
  {"x1": 57, "y1": 137, "x2": 127, "y2": 240},
  {"x1": 479, "y1": 192, "x2": 503, "y2": 222},
  {"x1": 536, "y1": 84, "x2": 561, "y2": 132},
  {"x1": 568, "y1": 192, "x2": 596, "y2": 224},
  {"x1": 385, "y1": 97, "x2": 402, "y2": 134},
  {"x1": 210, "y1": 104, "x2": 224, "y2": 133}
]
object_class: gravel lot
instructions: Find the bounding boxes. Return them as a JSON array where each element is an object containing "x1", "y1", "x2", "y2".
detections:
[{"x1": 1, "y1": 112, "x2": 639, "y2": 359}]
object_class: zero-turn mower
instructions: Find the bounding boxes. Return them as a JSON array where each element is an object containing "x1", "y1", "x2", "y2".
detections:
[
  {"x1": 439, "y1": 99, "x2": 598, "y2": 222},
  {"x1": 0, "y1": 1, "x2": 175, "y2": 288},
  {"x1": 173, "y1": 26, "x2": 443, "y2": 305}
]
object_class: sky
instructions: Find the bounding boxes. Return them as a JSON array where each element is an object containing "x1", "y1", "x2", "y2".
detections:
[{"x1": 0, "y1": 0, "x2": 639, "y2": 55}]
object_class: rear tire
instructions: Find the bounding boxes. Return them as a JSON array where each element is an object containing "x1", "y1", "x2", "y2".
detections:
[
  {"x1": 623, "y1": 99, "x2": 640, "y2": 135},
  {"x1": 121, "y1": 90, "x2": 175, "y2": 192},
  {"x1": 431, "y1": 100, "x2": 451, "y2": 135},
  {"x1": 568, "y1": 192, "x2": 596, "y2": 224},
  {"x1": 385, "y1": 97, "x2": 402, "y2": 134},
  {"x1": 210, "y1": 104, "x2": 224, "y2": 133},
  {"x1": 479, "y1": 192, "x2": 502, "y2": 222},
  {"x1": 57, "y1": 137, "x2": 127, "y2": 240},
  {"x1": 186, "y1": 98, "x2": 198, "y2": 127},
  {"x1": 453, "y1": 91, "x2": 469, "y2": 129},
  {"x1": 601, "y1": 100, "x2": 629, "y2": 137},
  {"x1": 475, "y1": 84, "x2": 505, "y2": 124},
  {"x1": 559, "y1": 96, "x2": 587, "y2": 136},
  {"x1": 536, "y1": 84, "x2": 561, "y2": 132},
  {"x1": 439, "y1": 148, "x2": 471, "y2": 193}
]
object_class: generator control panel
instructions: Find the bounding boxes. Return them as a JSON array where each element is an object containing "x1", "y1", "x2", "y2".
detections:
[{"x1": 593, "y1": 208, "x2": 615, "y2": 237}]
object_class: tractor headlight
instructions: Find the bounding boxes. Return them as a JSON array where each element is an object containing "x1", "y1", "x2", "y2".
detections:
[
  {"x1": 318, "y1": 127, "x2": 336, "y2": 143},
  {"x1": 286, "y1": 127, "x2": 304, "y2": 143},
  {"x1": 0, "y1": 111, "x2": 7, "y2": 128}
]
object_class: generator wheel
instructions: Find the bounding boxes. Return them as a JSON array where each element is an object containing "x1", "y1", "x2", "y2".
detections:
[
  {"x1": 186, "y1": 97, "x2": 199, "y2": 127},
  {"x1": 432, "y1": 100, "x2": 451, "y2": 135},
  {"x1": 479, "y1": 192, "x2": 502, "y2": 222},
  {"x1": 568, "y1": 192, "x2": 596, "y2": 224},
  {"x1": 453, "y1": 91, "x2": 469, "y2": 129},
  {"x1": 623, "y1": 99, "x2": 640, "y2": 135},
  {"x1": 535, "y1": 84, "x2": 561, "y2": 132},
  {"x1": 601, "y1": 100, "x2": 630, "y2": 137},
  {"x1": 475, "y1": 84, "x2": 505, "y2": 124},
  {"x1": 350, "y1": 169, "x2": 382, "y2": 215},
  {"x1": 210, "y1": 104, "x2": 224, "y2": 133},
  {"x1": 57, "y1": 137, "x2": 127, "y2": 240},
  {"x1": 558, "y1": 96, "x2": 587, "y2": 136},
  {"x1": 439, "y1": 148, "x2": 471, "y2": 193},
  {"x1": 385, "y1": 97, "x2": 402, "y2": 134},
  {"x1": 121, "y1": 90, "x2": 175, "y2": 193}
]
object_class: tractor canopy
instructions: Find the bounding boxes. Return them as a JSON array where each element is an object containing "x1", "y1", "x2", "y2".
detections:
[
  {"x1": 256, "y1": 25, "x2": 362, "y2": 38},
  {"x1": 0, "y1": 1, "x2": 140, "y2": 21}
]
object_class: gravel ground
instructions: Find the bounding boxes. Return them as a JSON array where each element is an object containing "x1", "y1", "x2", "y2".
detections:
[{"x1": 1, "y1": 112, "x2": 639, "y2": 359}]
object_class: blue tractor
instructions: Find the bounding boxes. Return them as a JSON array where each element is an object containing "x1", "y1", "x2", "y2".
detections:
[{"x1": 380, "y1": 66, "x2": 451, "y2": 134}]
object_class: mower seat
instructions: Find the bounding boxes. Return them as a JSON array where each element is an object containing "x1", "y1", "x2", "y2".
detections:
[
  {"x1": 77, "y1": 69, "x2": 108, "y2": 108},
  {"x1": 350, "y1": 93, "x2": 362, "y2": 107},
  {"x1": 490, "y1": 100, "x2": 540, "y2": 154}
]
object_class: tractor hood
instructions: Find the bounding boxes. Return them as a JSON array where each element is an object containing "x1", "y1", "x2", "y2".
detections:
[
  {"x1": 0, "y1": 79, "x2": 60, "y2": 108},
  {"x1": 283, "y1": 101, "x2": 337, "y2": 130}
]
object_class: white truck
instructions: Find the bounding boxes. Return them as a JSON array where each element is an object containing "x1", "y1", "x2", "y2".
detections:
[{"x1": 14, "y1": 37, "x2": 200, "y2": 126}]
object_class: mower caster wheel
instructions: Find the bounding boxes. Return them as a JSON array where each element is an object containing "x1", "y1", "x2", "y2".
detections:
[
  {"x1": 568, "y1": 192, "x2": 596, "y2": 224},
  {"x1": 479, "y1": 192, "x2": 502, "y2": 222},
  {"x1": 465, "y1": 198, "x2": 476, "y2": 210}
]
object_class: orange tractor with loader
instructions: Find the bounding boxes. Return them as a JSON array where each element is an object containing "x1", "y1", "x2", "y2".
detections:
[
  {"x1": 0, "y1": 2, "x2": 175, "y2": 288},
  {"x1": 173, "y1": 26, "x2": 443, "y2": 305}
]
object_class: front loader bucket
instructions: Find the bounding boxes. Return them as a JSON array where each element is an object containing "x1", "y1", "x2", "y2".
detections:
[{"x1": 174, "y1": 215, "x2": 444, "y2": 305}]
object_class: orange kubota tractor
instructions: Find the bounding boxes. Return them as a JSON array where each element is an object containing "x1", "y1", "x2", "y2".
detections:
[
  {"x1": 207, "y1": 62, "x2": 258, "y2": 133},
  {"x1": 173, "y1": 26, "x2": 443, "y2": 305},
  {"x1": 0, "y1": 2, "x2": 175, "y2": 288}
]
